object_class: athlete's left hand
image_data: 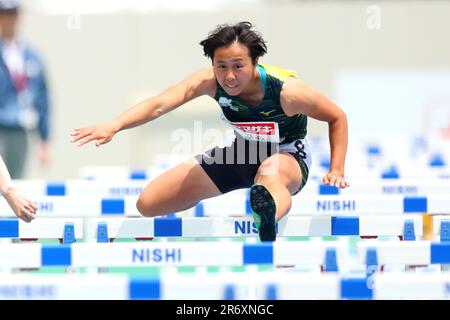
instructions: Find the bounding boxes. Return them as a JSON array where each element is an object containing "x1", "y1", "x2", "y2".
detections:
[
  {"x1": 3, "y1": 188, "x2": 38, "y2": 223},
  {"x1": 323, "y1": 171, "x2": 349, "y2": 189}
]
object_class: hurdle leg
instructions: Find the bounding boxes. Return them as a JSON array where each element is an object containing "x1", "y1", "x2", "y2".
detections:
[
  {"x1": 97, "y1": 237, "x2": 115, "y2": 274},
  {"x1": 0, "y1": 239, "x2": 12, "y2": 274},
  {"x1": 57, "y1": 238, "x2": 77, "y2": 274},
  {"x1": 422, "y1": 214, "x2": 434, "y2": 241},
  {"x1": 439, "y1": 219, "x2": 450, "y2": 272},
  {"x1": 17, "y1": 238, "x2": 40, "y2": 273}
]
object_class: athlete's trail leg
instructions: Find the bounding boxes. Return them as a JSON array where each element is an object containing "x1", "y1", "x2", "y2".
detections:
[{"x1": 137, "y1": 160, "x2": 221, "y2": 217}]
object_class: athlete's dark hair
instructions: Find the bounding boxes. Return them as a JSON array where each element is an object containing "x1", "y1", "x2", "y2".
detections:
[{"x1": 199, "y1": 21, "x2": 267, "y2": 64}]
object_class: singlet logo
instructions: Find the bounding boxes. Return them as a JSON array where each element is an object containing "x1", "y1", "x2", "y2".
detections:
[
  {"x1": 260, "y1": 109, "x2": 276, "y2": 117},
  {"x1": 218, "y1": 97, "x2": 239, "y2": 111},
  {"x1": 220, "y1": 113, "x2": 281, "y2": 143}
]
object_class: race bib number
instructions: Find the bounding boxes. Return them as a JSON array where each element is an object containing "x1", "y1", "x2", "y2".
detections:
[{"x1": 220, "y1": 113, "x2": 281, "y2": 143}]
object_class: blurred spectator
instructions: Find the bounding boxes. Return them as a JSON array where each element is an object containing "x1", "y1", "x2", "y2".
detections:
[{"x1": 0, "y1": 0, "x2": 50, "y2": 178}]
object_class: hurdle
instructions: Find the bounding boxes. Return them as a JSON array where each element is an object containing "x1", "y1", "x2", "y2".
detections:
[
  {"x1": 2, "y1": 211, "x2": 446, "y2": 260},
  {"x1": 0, "y1": 241, "x2": 349, "y2": 269},
  {"x1": 0, "y1": 196, "x2": 141, "y2": 217},
  {"x1": 78, "y1": 166, "x2": 160, "y2": 181},
  {"x1": 1, "y1": 194, "x2": 448, "y2": 217},
  {"x1": 81, "y1": 216, "x2": 425, "y2": 240},
  {"x1": 311, "y1": 136, "x2": 449, "y2": 160},
  {"x1": 0, "y1": 218, "x2": 83, "y2": 243},
  {"x1": 205, "y1": 194, "x2": 450, "y2": 216},
  {"x1": 302, "y1": 179, "x2": 450, "y2": 195},
  {"x1": 2, "y1": 241, "x2": 450, "y2": 269},
  {"x1": 76, "y1": 164, "x2": 450, "y2": 181},
  {"x1": 6, "y1": 178, "x2": 450, "y2": 196},
  {"x1": 309, "y1": 165, "x2": 450, "y2": 179},
  {"x1": 357, "y1": 240, "x2": 450, "y2": 271},
  {"x1": 8, "y1": 179, "x2": 148, "y2": 197},
  {"x1": 0, "y1": 272, "x2": 449, "y2": 300}
]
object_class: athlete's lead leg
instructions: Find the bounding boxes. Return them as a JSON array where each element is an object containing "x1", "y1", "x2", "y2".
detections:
[{"x1": 251, "y1": 152, "x2": 302, "y2": 241}]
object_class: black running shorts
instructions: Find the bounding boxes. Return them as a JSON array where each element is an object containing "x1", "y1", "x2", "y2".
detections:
[{"x1": 194, "y1": 134, "x2": 309, "y2": 195}]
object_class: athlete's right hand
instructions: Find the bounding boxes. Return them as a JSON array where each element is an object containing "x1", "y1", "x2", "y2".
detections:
[{"x1": 70, "y1": 121, "x2": 120, "y2": 147}]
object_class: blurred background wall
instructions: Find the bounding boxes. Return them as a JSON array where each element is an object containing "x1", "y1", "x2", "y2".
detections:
[{"x1": 11, "y1": 0, "x2": 450, "y2": 179}]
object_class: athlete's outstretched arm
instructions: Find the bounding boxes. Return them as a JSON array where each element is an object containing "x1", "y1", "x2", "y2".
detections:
[
  {"x1": 0, "y1": 156, "x2": 37, "y2": 222},
  {"x1": 71, "y1": 67, "x2": 216, "y2": 147},
  {"x1": 280, "y1": 77, "x2": 349, "y2": 189}
]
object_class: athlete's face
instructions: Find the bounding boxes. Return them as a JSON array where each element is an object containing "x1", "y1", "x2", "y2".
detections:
[
  {"x1": 0, "y1": 12, "x2": 19, "y2": 39},
  {"x1": 212, "y1": 42, "x2": 256, "y2": 96}
]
